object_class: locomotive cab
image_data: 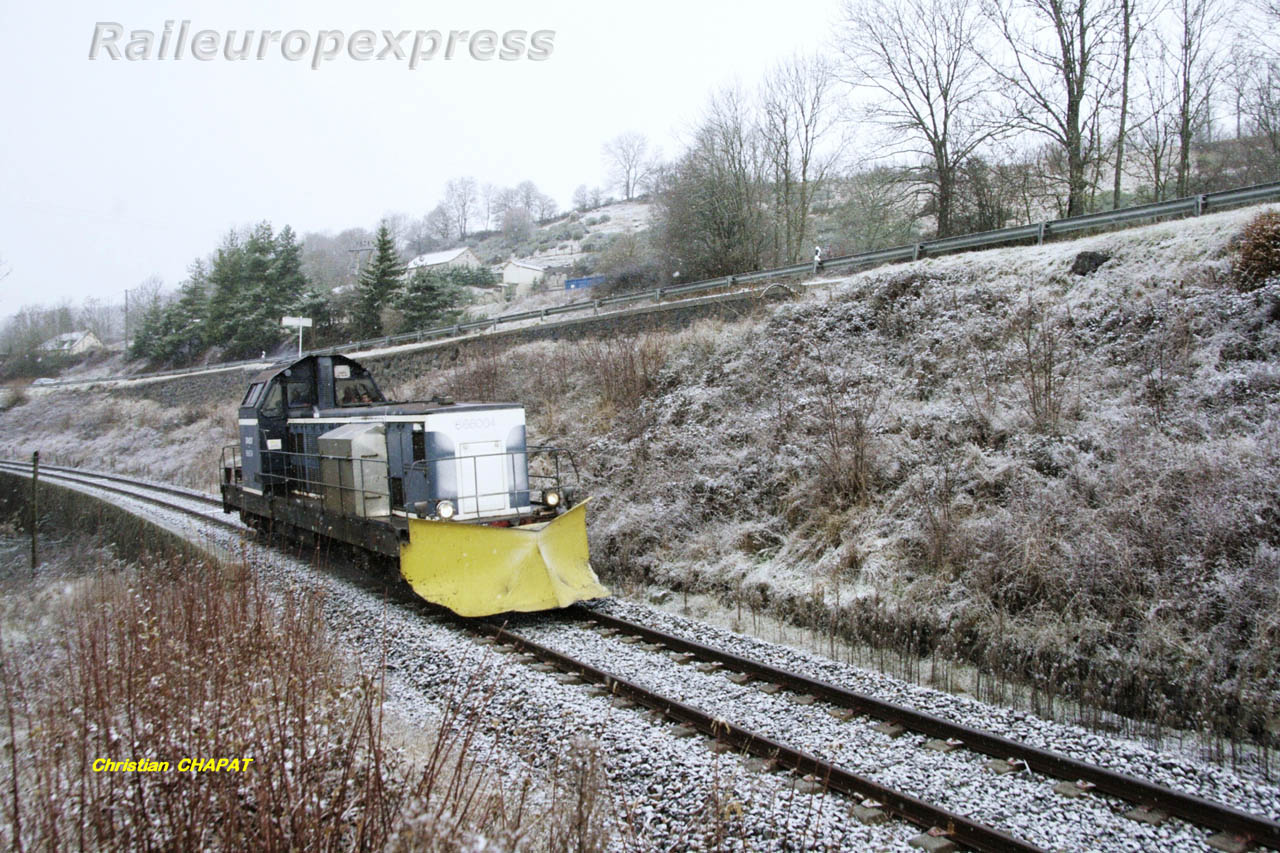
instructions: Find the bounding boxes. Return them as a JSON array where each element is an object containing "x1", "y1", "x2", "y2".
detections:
[
  {"x1": 221, "y1": 354, "x2": 606, "y2": 616},
  {"x1": 236, "y1": 356, "x2": 390, "y2": 494}
]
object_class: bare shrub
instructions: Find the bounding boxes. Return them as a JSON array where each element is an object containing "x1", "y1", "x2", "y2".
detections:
[
  {"x1": 914, "y1": 462, "x2": 960, "y2": 578},
  {"x1": 1012, "y1": 297, "x2": 1075, "y2": 432},
  {"x1": 1235, "y1": 211, "x2": 1280, "y2": 290},
  {"x1": 576, "y1": 332, "x2": 668, "y2": 417},
  {"x1": 809, "y1": 361, "x2": 880, "y2": 510},
  {"x1": 442, "y1": 341, "x2": 508, "y2": 402},
  {"x1": 0, "y1": 556, "x2": 527, "y2": 852},
  {"x1": 1136, "y1": 300, "x2": 1195, "y2": 433},
  {"x1": 954, "y1": 324, "x2": 1008, "y2": 444},
  {"x1": 0, "y1": 387, "x2": 25, "y2": 412}
]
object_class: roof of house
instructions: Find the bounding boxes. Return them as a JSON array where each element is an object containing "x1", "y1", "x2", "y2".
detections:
[
  {"x1": 39, "y1": 330, "x2": 97, "y2": 351},
  {"x1": 504, "y1": 260, "x2": 547, "y2": 272},
  {"x1": 406, "y1": 246, "x2": 479, "y2": 269}
]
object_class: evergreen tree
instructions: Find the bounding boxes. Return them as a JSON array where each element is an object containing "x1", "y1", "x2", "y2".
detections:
[
  {"x1": 271, "y1": 225, "x2": 307, "y2": 311},
  {"x1": 204, "y1": 231, "x2": 246, "y2": 347},
  {"x1": 397, "y1": 268, "x2": 472, "y2": 331},
  {"x1": 228, "y1": 222, "x2": 280, "y2": 358},
  {"x1": 353, "y1": 222, "x2": 405, "y2": 338},
  {"x1": 156, "y1": 261, "x2": 209, "y2": 364},
  {"x1": 294, "y1": 286, "x2": 339, "y2": 346},
  {"x1": 128, "y1": 301, "x2": 169, "y2": 360}
]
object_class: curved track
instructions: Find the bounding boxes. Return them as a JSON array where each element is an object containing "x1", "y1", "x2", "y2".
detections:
[{"x1": 6, "y1": 459, "x2": 1278, "y2": 852}]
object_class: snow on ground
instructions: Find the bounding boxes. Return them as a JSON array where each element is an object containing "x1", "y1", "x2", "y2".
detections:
[{"x1": 20, "y1": 471, "x2": 1279, "y2": 851}]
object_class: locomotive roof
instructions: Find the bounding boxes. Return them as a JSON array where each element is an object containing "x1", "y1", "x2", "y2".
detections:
[
  {"x1": 248, "y1": 353, "x2": 366, "y2": 385},
  {"x1": 315, "y1": 401, "x2": 519, "y2": 417},
  {"x1": 248, "y1": 354, "x2": 519, "y2": 414}
]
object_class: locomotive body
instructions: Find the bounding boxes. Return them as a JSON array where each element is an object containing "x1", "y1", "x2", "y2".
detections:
[{"x1": 220, "y1": 354, "x2": 607, "y2": 616}]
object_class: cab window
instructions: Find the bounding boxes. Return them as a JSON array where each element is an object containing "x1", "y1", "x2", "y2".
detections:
[
  {"x1": 286, "y1": 380, "x2": 314, "y2": 408},
  {"x1": 241, "y1": 382, "x2": 264, "y2": 407},
  {"x1": 336, "y1": 376, "x2": 383, "y2": 406},
  {"x1": 259, "y1": 381, "x2": 284, "y2": 418}
]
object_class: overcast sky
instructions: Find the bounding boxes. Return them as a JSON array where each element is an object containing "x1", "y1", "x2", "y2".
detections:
[{"x1": 0, "y1": 0, "x2": 840, "y2": 310}]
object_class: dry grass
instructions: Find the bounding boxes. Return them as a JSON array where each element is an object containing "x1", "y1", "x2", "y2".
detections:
[
  {"x1": 0, "y1": 550, "x2": 558, "y2": 852},
  {"x1": 0, "y1": 386, "x2": 25, "y2": 414}
]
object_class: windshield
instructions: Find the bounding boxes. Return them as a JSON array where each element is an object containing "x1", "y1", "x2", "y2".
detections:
[{"x1": 336, "y1": 376, "x2": 383, "y2": 406}]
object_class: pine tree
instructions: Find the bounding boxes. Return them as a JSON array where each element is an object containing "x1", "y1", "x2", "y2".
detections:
[
  {"x1": 129, "y1": 301, "x2": 169, "y2": 360},
  {"x1": 398, "y1": 268, "x2": 470, "y2": 331},
  {"x1": 295, "y1": 287, "x2": 338, "y2": 346},
  {"x1": 271, "y1": 225, "x2": 307, "y2": 311},
  {"x1": 156, "y1": 261, "x2": 209, "y2": 364},
  {"x1": 228, "y1": 222, "x2": 280, "y2": 358},
  {"x1": 204, "y1": 231, "x2": 246, "y2": 348},
  {"x1": 353, "y1": 222, "x2": 405, "y2": 338}
]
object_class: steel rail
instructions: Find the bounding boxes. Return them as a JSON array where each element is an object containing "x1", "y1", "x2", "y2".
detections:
[
  {"x1": 480, "y1": 619, "x2": 1046, "y2": 853},
  {"x1": 576, "y1": 606, "x2": 1280, "y2": 850},
  {"x1": 0, "y1": 461, "x2": 238, "y2": 532},
  {"x1": 0, "y1": 459, "x2": 223, "y2": 507}
]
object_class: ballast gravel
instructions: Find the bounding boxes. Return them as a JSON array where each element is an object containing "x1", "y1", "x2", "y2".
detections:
[{"x1": 40, "y1": 475, "x2": 1280, "y2": 851}]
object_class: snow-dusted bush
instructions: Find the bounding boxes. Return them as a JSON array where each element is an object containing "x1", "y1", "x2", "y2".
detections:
[{"x1": 1235, "y1": 211, "x2": 1280, "y2": 290}]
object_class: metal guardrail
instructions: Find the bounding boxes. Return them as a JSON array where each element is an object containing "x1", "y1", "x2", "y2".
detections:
[{"x1": 39, "y1": 180, "x2": 1280, "y2": 388}]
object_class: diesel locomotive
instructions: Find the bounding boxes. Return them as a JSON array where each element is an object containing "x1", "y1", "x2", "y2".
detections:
[{"x1": 219, "y1": 354, "x2": 608, "y2": 616}]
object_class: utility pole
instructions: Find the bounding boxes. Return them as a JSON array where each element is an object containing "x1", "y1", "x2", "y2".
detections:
[{"x1": 347, "y1": 243, "x2": 375, "y2": 278}]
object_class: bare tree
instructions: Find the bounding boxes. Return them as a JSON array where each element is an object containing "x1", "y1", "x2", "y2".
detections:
[
  {"x1": 839, "y1": 0, "x2": 1002, "y2": 237},
  {"x1": 77, "y1": 297, "x2": 120, "y2": 342},
  {"x1": 832, "y1": 167, "x2": 920, "y2": 252},
  {"x1": 380, "y1": 211, "x2": 411, "y2": 252},
  {"x1": 653, "y1": 87, "x2": 770, "y2": 278},
  {"x1": 1132, "y1": 39, "x2": 1181, "y2": 199},
  {"x1": 492, "y1": 187, "x2": 520, "y2": 224},
  {"x1": 1112, "y1": 0, "x2": 1147, "y2": 207},
  {"x1": 603, "y1": 132, "x2": 655, "y2": 200},
  {"x1": 1169, "y1": 0, "x2": 1227, "y2": 195},
  {"x1": 986, "y1": 0, "x2": 1121, "y2": 216},
  {"x1": 515, "y1": 181, "x2": 541, "y2": 213},
  {"x1": 760, "y1": 53, "x2": 839, "y2": 261},
  {"x1": 1248, "y1": 62, "x2": 1280, "y2": 157},
  {"x1": 445, "y1": 177, "x2": 479, "y2": 238},
  {"x1": 481, "y1": 183, "x2": 498, "y2": 231},
  {"x1": 533, "y1": 192, "x2": 558, "y2": 221},
  {"x1": 401, "y1": 216, "x2": 438, "y2": 257},
  {"x1": 425, "y1": 203, "x2": 454, "y2": 242},
  {"x1": 501, "y1": 206, "x2": 533, "y2": 245}
]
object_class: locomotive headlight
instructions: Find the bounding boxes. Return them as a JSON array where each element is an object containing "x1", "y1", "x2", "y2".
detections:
[
  {"x1": 436, "y1": 499, "x2": 456, "y2": 520},
  {"x1": 544, "y1": 489, "x2": 561, "y2": 507}
]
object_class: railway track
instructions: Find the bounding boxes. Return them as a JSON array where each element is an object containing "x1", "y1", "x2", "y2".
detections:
[
  {"x1": 5, "y1": 459, "x2": 1278, "y2": 852},
  {"x1": 561, "y1": 607, "x2": 1280, "y2": 851},
  {"x1": 0, "y1": 459, "x2": 237, "y2": 532}
]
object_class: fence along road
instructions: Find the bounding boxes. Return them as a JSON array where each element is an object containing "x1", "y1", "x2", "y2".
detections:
[{"x1": 39, "y1": 180, "x2": 1280, "y2": 389}]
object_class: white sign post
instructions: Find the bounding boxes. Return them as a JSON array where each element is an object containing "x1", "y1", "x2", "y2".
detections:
[{"x1": 281, "y1": 316, "x2": 313, "y2": 357}]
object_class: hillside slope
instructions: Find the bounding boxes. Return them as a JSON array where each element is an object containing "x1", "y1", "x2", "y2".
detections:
[{"x1": 417, "y1": 205, "x2": 1280, "y2": 738}]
